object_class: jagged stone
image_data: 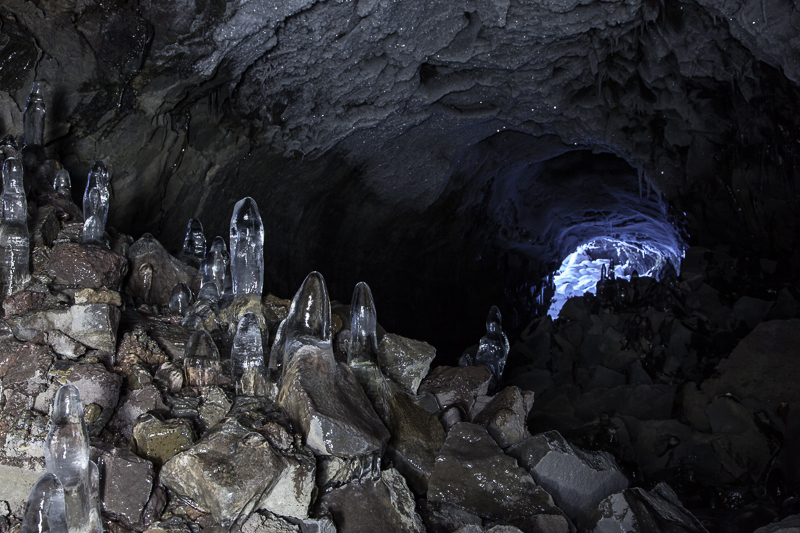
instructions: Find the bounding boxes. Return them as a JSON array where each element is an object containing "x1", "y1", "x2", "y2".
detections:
[
  {"x1": 418, "y1": 366, "x2": 493, "y2": 413},
  {"x1": 74, "y1": 287, "x2": 123, "y2": 306},
  {"x1": 578, "y1": 482, "x2": 708, "y2": 533},
  {"x1": 1, "y1": 290, "x2": 45, "y2": 317},
  {"x1": 1, "y1": 343, "x2": 53, "y2": 396},
  {"x1": 7, "y1": 304, "x2": 120, "y2": 353},
  {"x1": 507, "y1": 430, "x2": 628, "y2": 519},
  {"x1": 472, "y1": 386, "x2": 531, "y2": 449},
  {"x1": 198, "y1": 386, "x2": 232, "y2": 433},
  {"x1": 45, "y1": 330, "x2": 87, "y2": 359},
  {"x1": 278, "y1": 344, "x2": 389, "y2": 457},
  {"x1": 428, "y1": 422, "x2": 563, "y2": 531},
  {"x1": 317, "y1": 468, "x2": 424, "y2": 533},
  {"x1": 127, "y1": 235, "x2": 199, "y2": 305},
  {"x1": 377, "y1": 333, "x2": 437, "y2": 395},
  {"x1": 258, "y1": 448, "x2": 316, "y2": 520},
  {"x1": 91, "y1": 443, "x2": 155, "y2": 528},
  {"x1": 419, "y1": 500, "x2": 483, "y2": 533},
  {"x1": 241, "y1": 512, "x2": 300, "y2": 533},
  {"x1": 111, "y1": 385, "x2": 169, "y2": 439},
  {"x1": 133, "y1": 413, "x2": 194, "y2": 467},
  {"x1": 153, "y1": 362, "x2": 184, "y2": 393},
  {"x1": 46, "y1": 242, "x2": 129, "y2": 290}
]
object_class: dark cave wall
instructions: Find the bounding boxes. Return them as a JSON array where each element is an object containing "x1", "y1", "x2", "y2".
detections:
[{"x1": 1, "y1": 0, "x2": 799, "y2": 348}]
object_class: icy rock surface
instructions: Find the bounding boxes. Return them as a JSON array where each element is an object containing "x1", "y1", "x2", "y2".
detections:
[
  {"x1": 230, "y1": 197, "x2": 264, "y2": 296},
  {"x1": 277, "y1": 272, "x2": 389, "y2": 457},
  {"x1": 20, "y1": 473, "x2": 67, "y2": 533},
  {"x1": 46, "y1": 242, "x2": 128, "y2": 290},
  {"x1": 23, "y1": 81, "x2": 45, "y2": 148},
  {"x1": 231, "y1": 312, "x2": 269, "y2": 397},
  {"x1": 471, "y1": 386, "x2": 532, "y2": 449},
  {"x1": 0, "y1": 157, "x2": 30, "y2": 296},
  {"x1": 507, "y1": 430, "x2": 629, "y2": 520}
]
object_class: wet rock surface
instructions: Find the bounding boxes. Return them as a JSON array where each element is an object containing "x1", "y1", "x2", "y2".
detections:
[{"x1": 45, "y1": 242, "x2": 128, "y2": 290}]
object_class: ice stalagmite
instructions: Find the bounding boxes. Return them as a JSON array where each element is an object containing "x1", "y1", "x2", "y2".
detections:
[
  {"x1": 474, "y1": 306, "x2": 510, "y2": 379},
  {"x1": 24, "y1": 81, "x2": 46, "y2": 148},
  {"x1": 81, "y1": 161, "x2": 110, "y2": 246},
  {"x1": 183, "y1": 329, "x2": 221, "y2": 387},
  {"x1": 0, "y1": 157, "x2": 31, "y2": 296},
  {"x1": 197, "y1": 259, "x2": 220, "y2": 302},
  {"x1": 182, "y1": 218, "x2": 206, "y2": 262},
  {"x1": 231, "y1": 313, "x2": 268, "y2": 396},
  {"x1": 208, "y1": 236, "x2": 230, "y2": 292},
  {"x1": 82, "y1": 189, "x2": 105, "y2": 246},
  {"x1": 347, "y1": 282, "x2": 385, "y2": 396},
  {"x1": 45, "y1": 385, "x2": 102, "y2": 533},
  {"x1": 169, "y1": 282, "x2": 193, "y2": 315},
  {"x1": 229, "y1": 197, "x2": 264, "y2": 296},
  {"x1": 54, "y1": 169, "x2": 71, "y2": 197},
  {"x1": 276, "y1": 272, "x2": 389, "y2": 457},
  {"x1": 21, "y1": 473, "x2": 68, "y2": 533}
]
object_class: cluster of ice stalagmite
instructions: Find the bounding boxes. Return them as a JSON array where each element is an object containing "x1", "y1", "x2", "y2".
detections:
[
  {"x1": 0, "y1": 155, "x2": 30, "y2": 296},
  {"x1": 22, "y1": 385, "x2": 102, "y2": 533},
  {"x1": 81, "y1": 161, "x2": 111, "y2": 246}
]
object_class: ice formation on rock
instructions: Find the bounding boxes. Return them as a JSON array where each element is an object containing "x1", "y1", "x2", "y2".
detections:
[
  {"x1": 24, "y1": 81, "x2": 46, "y2": 147},
  {"x1": 81, "y1": 161, "x2": 110, "y2": 246},
  {"x1": 0, "y1": 157, "x2": 30, "y2": 296},
  {"x1": 474, "y1": 306, "x2": 510, "y2": 379},
  {"x1": 229, "y1": 197, "x2": 264, "y2": 296},
  {"x1": 45, "y1": 385, "x2": 102, "y2": 533},
  {"x1": 270, "y1": 271, "x2": 332, "y2": 374},
  {"x1": 182, "y1": 218, "x2": 206, "y2": 262},
  {"x1": 20, "y1": 473, "x2": 68, "y2": 533},
  {"x1": 54, "y1": 169, "x2": 71, "y2": 197},
  {"x1": 231, "y1": 312, "x2": 268, "y2": 396},
  {"x1": 169, "y1": 281, "x2": 193, "y2": 315},
  {"x1": 183, "y1": 329, "x2": 221, "y2": 387}
]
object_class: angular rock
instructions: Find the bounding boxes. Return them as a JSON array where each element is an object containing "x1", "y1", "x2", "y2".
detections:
[
  {"x1": 60, "y1": 363, "x2": 122, "y2": 411},
  {"x1": 572, "y1": 384, "x2": 677, "y2": 422},
  {"x1": 419, "y1": 500, "x2": 483, "y2": 533},
  {"x1": 377, "y1": 333, "x2": 437, "y2": 395},
  {"x1": 472, "y1": 386, "x2": 532, "y2": 449},
  {"x1": 2, "y1": 343, "x2": 53, "y2": 396},
  {"x1": 258, "y1": 449, "x2": 316, "y2": 520},
  {"x1": 160, "y1": 416, "x2": 287, "y2": 528},
  {"x1": 507, "y1": 430, "x2": 628, "y2": 519},
  {"x1": 111, "y1": 385, "x2": 169, "y2": 439},
  {"x1": 732, "y1": 296, "x2": 774, "y2": 330},
  {"x1": 46, "y1": 242, "x2": 129, "y2": 290},
  {"x1": 241, "y1": 512, "x2": 300, "y2": 533},
  {"x1": 91, "y1": 443, "x2": 155, "y2": 528},
  {"x1": 128, "y1": 234, "x2": 199, "y2": 305},
  {"x1": 132, "y1": 413, "x2": 194, "y2": 467},
  {"x1": 578, "y1": 482, "x2": 707, "y2": 533},
  {"x1": 2, "y1": 290, "x2": 45, "y2": 317},
  {"x1": 428, "y1": 422, "x2": 563, "y2": 531},
  {"x1": 418, "y1": 366, "x2": 493, "y2": 413},
  {"x1": 8, "y1": 304, "x2": 121, "y2": 353},
  {"x1": 46, "y1": 330, "x2": 87, "y2": 360},
  {"x1": 74, "y1": 288, "x2": 123, "y2": 306},
  {"x1": 318, "y1": 468, "x2": 424, "y2": 533},
  {"x1": 116, "y1": 326, "x2": 169, "y2": 372},
  {"x1": 278, "y1": 344, "x2": 389, "y2": 457},
  {"x1": 198, "y1": 386, "x2": 232, "y2": 433}
]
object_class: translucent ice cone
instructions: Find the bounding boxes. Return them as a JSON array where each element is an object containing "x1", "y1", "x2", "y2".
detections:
[
  {"x1": 271, "y1": 271, "x2": 331, "y2": 373},
  {"x1": 229, "y1": 197, "x2": 264, "y2": 295},
  {"x1": 0, "y1": 157, "x2": 30, "y2": 296},
  {"x1": 182, "y1": 218, "x2": 206, "y2": 261},
  {"x1": 82, "y1": 161, "x2": 109, "y2": 228},
  {"x1": 231, "y1": 312, "x2": 268, "y2": 396},
  {"x1": 82, "y1": 188, "x2": 105, "y2": 246},
  {"x1": 347, "y1": 281, "x2": 386, "y2": 397},
  {"x1": 183, "y1": 329, "x2": 221, "y2": 387},
  {"x1": 474, "y1": 306, "x2": 510, "y2": 379},
  {"x1": 24, "y1": 81, "x2": 46, "y2": 148},
  {"x1": 45, "y1": 384, "x2": 99, "y2": 533},
  {"x1": 169, "y1": 282, "x2": 193, "y2": 315},
  {"x1": 21, "y1": 473, "x2": 68, "y2": 533},
  {"x1": 208, "y1": 236, "x2": 230, "y2": 292},
  {"x1": 54, "y1": 169, "x2": 71, "y2": 197}
]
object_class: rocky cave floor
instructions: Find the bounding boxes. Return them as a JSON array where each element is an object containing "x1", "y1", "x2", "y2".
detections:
[{"x1": 2, "y1": 164, "x2": 800, "y2": 533}]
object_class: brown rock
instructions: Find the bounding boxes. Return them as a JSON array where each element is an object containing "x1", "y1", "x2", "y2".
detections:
[
  {"x1": 2, "y1": 291, "x2": 46, "y2": 317},
  {"x1": 46, "y1": 242, "x2": 129, "y2": 290},
  {"x1": 127, "y1": 235, "x2": 198, "y2": 306}
]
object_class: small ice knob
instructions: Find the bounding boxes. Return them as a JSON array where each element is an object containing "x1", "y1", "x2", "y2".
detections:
[
  {"x1": 474, "y1": 306, "x2": 510, "y2": 379},
  {"x1": 182, "y1": 218, "x2": 206, "y2": 261},
  {"x1": 231, "y1": 313, "x2": 268, "y2": 396},
  {"x1": 54, "y1": 169, "x2": 71, "y2": 197},
  {"x1": 24, "y1": 81, "x2": 46, "y2": 147},
  {"x1": 183, "y1": 329, "x2": 221, "y2": 387},
  {"x1": 169, "y1": 282, "x2": 193, "y2": 315},
  {"x1": 21, "y1": 473, "x2": 68, "y2": 533},
  {"x1": 229, "y1": 197, "x2": 264, "y2": 295}
]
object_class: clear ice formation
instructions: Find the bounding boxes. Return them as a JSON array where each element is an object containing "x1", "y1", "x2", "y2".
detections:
[
  {"x1": 197, "y1": 260, "x2": 220, "y2": 302},
  {"x1": 0, "y1": 157, "x2": 31, "y2": 296},
  {"x1": 182, "y1": 218, "x2": 206, "y2": 261},
  {"x1": 231, "y1": 312, "x2": 269, "y2": 396},
  {"x1": 81, "y1": 161, "x2": 110, "y2": 246},
  {"x1": 208, "y1": 236, "x2": 230, "y2": 293},
  {"x1": 169, "y1": 282, "x2": 193, "y2": 315},
  {"x1": 270, "y1": 271, "x2": 332, "y2": 375},
  {"x1": 24, "y1": 81, "x2": 46, "y2": 147},
  {"x1": 347, "y1": 282, "x2": 385, "y2": 394},
  {"x1": 183, "y1": 329, "x2": 221, "y2": 387},
  {"x1": 229, "y1": 197, "x2": 264, "y2": 296},
  {"x1": 474, "y1": 306, "x2": 510, "y2": 379},
  {"x1": 45, "y1": 384, "x2": 102, "y2": 533},
  {"x1": 21, "y1": 473, "x2": 68, "y2": 533},
  {"x1": 54, "y1": 169, "x2": 71, "y2": 197}
]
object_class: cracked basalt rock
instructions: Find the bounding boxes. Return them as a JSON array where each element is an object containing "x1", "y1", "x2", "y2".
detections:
[
  {"x1": 471, "y1": 386, "x2": 533, "y2": 449},
  {"x1": 377, "y1": 333, "x2": 437, "y2": 396},
  {"x1": 418, "y1": 366, "x2": 493, "y2": 414},
  {"x1": 45, "y1": 242, "x2": 129, "y2": 290}
]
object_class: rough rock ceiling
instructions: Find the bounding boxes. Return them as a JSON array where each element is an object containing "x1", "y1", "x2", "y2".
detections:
[{"x1": 0, "y1": 0, "x2": 798, "y2": 352}]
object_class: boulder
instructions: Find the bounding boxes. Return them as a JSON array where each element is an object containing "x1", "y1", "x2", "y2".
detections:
[
  {"x1": 46, "y1": 242, "x2": 129, "y2": 290},
  {"x1": 754, "y1": 514, "x2": 800, "y2": 533},
  {"x1": 7, "y1": 304, "x2": 121, "y2": 353},
  {"x1": 258, "y1": 448, "x2": 316, "y2": 520},
  {"x1": 472, "y1": 386, "x2": 532, "y2": 449},
  {"x1": 127, "y1": 234, "x2": 199, "y2": 305},
  {"x1": 1, "y1": 290, "x2": 45, "y2": 317},
  {"x1": 378, "y1": 333, "x2": 437, "y2": 395},
  {"x1": 133, "y1": 413, "x2": 195, "y2": 467},
  {"x1": 507, "y1": 430, "x2": 628, "y2": 519},
  {"x1": 111, "y1": 384, "x2": 169, "y2": 439},
  {"x1": 91, "y1": 443, "x2": 155, "y2": 528},
  {"x1": 418, "y1": 366, "x2": 493, "y2": 413}
]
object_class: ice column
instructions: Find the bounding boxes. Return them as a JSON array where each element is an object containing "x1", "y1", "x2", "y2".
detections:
[
  {"x1": 54, "y1": 169, "x2": 72, "y2": 197},
  {"x1": 21, "y1": 473, "x2": 68, "y2": 533},
  {"x1": 0, "y1": 157, "x2": 31, "y2": 296},
  {"x1": 229, "y1": 197, "x2": 264, "y2": 295},
  {"x1": 182, "y1": 329, "x2": 221, "y2": 387},
  {"x1": 169, "y1": 282, "x2": 193, "y2": 315},
  {"x1": 270, "y1": 271, "x2": 331, "y2": 375},
  {"x1": 24, "y1": 82, "x2": 46, "y2": 147},
  {"x1": 474, "y1": 306, "x2": 510, "y2": 379},
  {"x1": 231, "y1": 313, "x2": 268, "y2": 396},
  {"x1": 81, "y1": 161, "x2": 110, "y2": 246},
  {"x1": 45, "y1": 385, "x2": 102, "y2": 533},
  {"x1": 182, "y1": 218, "x2": 206, "y2": 262}
]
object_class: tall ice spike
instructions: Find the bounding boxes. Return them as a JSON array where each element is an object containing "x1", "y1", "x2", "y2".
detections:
[
  {"x1": 24, "y1": 81, "x2": 46, "y2": 148},
  {"x1": 0, "y1": 157, "x2": 30, "y2": 296},
  {"x1": 229, "y1": 197, "x2": 264, "y2": 296},
  {"x1": 231, "y1": 312, "x2": 269, "y2": 396}
]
